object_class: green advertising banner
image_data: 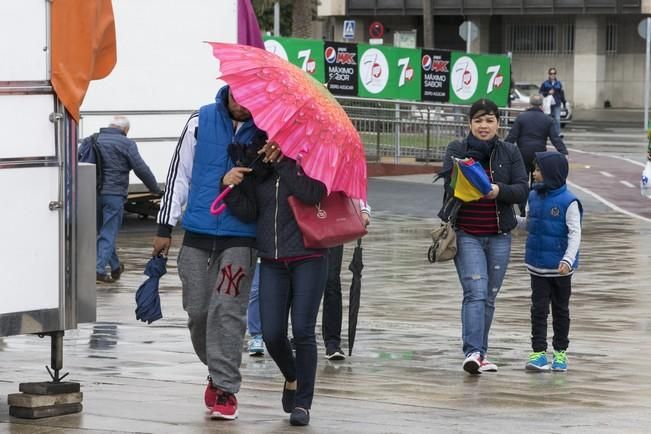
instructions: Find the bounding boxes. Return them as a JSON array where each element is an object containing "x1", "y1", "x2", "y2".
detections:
[
  {"x1": 448, "y1": 52, "x2": 511, "y2": 107},
  {"x1": 261, "y1": 37, "x2": 511, "y2": 106},
  {"x1": 357, "y1": 44, "x2": 421, "y2": 101},
  {"x1": 263, "y1": 36, "x2": 325, "y2": 83}
]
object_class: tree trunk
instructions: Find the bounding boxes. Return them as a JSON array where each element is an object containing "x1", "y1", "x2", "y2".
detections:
[
  {"x1": 422, "y1": 0, "x2": 433, "y2": 49},
  {"x1": 292, "y1": 0, "x2": 312, "y2": 38}
]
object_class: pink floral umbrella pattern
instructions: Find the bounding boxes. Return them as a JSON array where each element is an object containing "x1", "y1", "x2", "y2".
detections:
[{"x1": 208, "y1": 42, "x2": 367, "y2": 201}]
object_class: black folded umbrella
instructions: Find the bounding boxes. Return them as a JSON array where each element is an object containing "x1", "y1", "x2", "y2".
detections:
[
  {"x1": 135, "y1": 255, "x2": 167, "y2": 324},
  {"x1": 347, "y1": 239, "x2": 364, "y2": 356}
]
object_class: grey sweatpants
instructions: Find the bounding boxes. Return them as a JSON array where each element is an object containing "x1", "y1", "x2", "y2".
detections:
[{"x1": 177, "y1": 245, "x2": 256, "y2": 393}]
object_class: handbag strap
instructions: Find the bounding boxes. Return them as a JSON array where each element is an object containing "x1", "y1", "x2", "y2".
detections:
[
  {"x1": 442, "y1": 197, "x2": 461, "y2": 225},
  {"x1": 347, "y1": 196, "x2": 366, "y2": 227}
]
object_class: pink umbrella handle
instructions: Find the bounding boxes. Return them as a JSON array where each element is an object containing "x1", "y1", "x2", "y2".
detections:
[{"x1": 210, "y1": 185, "x2": 234, "y2": 215}]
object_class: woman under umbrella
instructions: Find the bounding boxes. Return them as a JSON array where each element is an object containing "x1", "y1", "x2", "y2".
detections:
[
  {"x1": 437, "y1": 99, "x2": 528, "y2": 375},
  {"x1": 224, "y1": 142, "x2": 327, "y2": 427}
]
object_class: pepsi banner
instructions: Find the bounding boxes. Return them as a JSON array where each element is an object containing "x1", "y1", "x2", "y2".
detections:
[
  {"x1": 324, "y1": 42, "x2": 358, "y2": 96},
  {"x1": 421, "y1": 50, "x2": 450, "y2": 102}
]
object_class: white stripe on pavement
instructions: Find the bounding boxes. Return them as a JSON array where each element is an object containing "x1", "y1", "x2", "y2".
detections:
[
  {"x1": 620, "y1": 180, "x2": 636, "y2": 188},
  {"x1": 600, "y1": 171, "x2": 614, "y2": 178},
  {"x1": 567, "y1": 180, "x2": 651, "y2": 223},
  {"x1": 568, "y1": 147, "x2": 646, "y2": 168}
]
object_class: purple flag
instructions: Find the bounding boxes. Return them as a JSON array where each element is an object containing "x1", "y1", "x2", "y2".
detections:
[{"x1": 237, "y1": 0, "x2": 264, "y2": 49}]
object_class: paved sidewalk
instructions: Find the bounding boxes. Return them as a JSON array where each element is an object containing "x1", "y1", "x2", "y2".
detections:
[
  {"x1": 572, "y1": 107, "x2": 644, "y2": 126},
  {"x1": 1, "y1": 178, "x2": 651, "y2": 433}
]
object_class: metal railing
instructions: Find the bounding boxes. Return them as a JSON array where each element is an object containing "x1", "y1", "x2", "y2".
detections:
[
  {"x1": 80, "y1": 100, "x2": 519, "y2": 165},
  {"x1": 335, "y1": 96, "x2": 518, "y2": 163}
]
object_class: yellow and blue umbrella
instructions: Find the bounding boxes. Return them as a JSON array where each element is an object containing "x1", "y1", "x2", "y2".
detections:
[{"x1": 450, "y1": 157, "x2": 492, "y2": 202}]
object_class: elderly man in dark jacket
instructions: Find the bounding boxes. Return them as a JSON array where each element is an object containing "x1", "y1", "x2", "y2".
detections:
[
  {"x1": 505, "y1": 94, "x2": 567, "y2": 216},
  {"x1": 80, "y1": 116, "x2": 162, "y2": 283}
]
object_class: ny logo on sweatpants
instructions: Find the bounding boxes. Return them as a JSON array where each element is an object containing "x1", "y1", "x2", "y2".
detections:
[{"x1": 216, "y1": 264, "x2": 245, "y2": 296}]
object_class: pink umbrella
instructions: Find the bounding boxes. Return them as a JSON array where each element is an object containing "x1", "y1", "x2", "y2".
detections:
[{"x1": 208, "y1": 42, "x2": 367, "y2": 201}]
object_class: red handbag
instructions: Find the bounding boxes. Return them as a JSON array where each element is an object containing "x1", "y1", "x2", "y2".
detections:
[{"x1": 287, "y1": 192, "x2": 368, "y2": 249}]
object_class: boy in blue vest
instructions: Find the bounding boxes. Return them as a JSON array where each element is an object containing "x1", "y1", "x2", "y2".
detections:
[{"x1": 519, "y1": 151, "x2": 582, "y2": 372}]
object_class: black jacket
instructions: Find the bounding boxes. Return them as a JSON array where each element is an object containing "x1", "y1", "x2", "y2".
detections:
[
  {"x1": 505, "y1": 107, "x2": 567, "y2": 159},
  {"x1": 225, "y1": 158, "x2": 327, "y2": 259},
  {"x1": 438, "y1": 137, "x2": 529, "y2": 233}
]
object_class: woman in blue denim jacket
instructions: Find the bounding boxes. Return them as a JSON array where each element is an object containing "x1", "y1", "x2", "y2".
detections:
[{"x1": 438, "y1": 99, "x2": 528, "y2": 375}]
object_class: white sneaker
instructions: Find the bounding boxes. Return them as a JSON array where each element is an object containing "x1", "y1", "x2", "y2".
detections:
[
  {"x1": 248, "y1": 335, "x2": 264, "y2": 356},
  {"x1": 479, "y1": 356, "x2": 498, "y2": 372},
  {"x1": 463, "y1": 351, "x2": 482, "y2": 375},
  {"x1": 325, "y1": 348, "x2": 346, "y2": 361}
]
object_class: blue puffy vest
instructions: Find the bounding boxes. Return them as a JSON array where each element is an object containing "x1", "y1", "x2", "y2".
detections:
[
  {"x1": 525, "y1": 185, "x2": 581, "y2": 269},
  {"x1": 182, "y1": 99, "x2": 258, "y2": 238}
]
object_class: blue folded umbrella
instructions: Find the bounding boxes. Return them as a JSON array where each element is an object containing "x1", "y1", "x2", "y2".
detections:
[{"x1": 135, "y1": 255, "x2": 167, "y2": 324}]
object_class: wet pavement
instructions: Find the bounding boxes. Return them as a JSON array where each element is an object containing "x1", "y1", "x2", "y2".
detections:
[{"x1": 2, "y1": 172, "x2": 651, "y2": 433}]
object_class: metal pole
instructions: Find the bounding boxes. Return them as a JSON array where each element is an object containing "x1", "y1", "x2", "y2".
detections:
[
  {"x1": 645, "y1": 17, "x2": 650, "y2": 130},
  {"x1": 466, "y1": 21, "x2": 471, "y2": 53},
  {"x1": 395, "y1": 103, "x2": 401, "y2": 164},
  {"x1": 425, "y1": 108, "x2": 431, "y2": 164},
  {"x1": 274, "y1": 2, "x2": 280, "y2": 36},
  {"x1": 422, "y1": 0, "x2": 433, "y2": 49},
  {"x1": 375, "y1": 118, "x2": 381, "y2": 162},
  {"x1": 46, "y1": 331, "x2": 68, "y2": 382}
]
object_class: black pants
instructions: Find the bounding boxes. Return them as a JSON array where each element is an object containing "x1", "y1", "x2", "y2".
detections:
[
  {"x1": 530, "y1": 274, "x2": 572, "y2": 352},
  {"x1": 322, "y1": 245, "x2": 344, "y2": 352},
  {"x1": 259, "y1": 256, "x2": 327, "y2": 409}
]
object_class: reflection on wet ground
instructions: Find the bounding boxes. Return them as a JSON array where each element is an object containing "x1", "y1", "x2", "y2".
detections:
[{"x1": 1, "y1": 199, "x2": 651, "y2": 432}]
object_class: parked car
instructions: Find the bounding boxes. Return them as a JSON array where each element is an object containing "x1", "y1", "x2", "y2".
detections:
[{"x1": 509, "y1": 82, "x2": 572, "y2": 126}]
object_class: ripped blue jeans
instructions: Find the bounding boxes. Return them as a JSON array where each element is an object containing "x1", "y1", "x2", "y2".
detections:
[{"x1": 454, "y1": 230, "x2": 512, "y2": 356}]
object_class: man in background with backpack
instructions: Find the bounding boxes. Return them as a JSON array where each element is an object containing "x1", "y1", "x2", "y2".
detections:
[{"x1": 79, "y1": 116, "x2": 162, "y2": 283}]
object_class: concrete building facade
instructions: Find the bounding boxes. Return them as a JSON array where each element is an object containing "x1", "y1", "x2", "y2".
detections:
[{"x1": 317, "y1": 0, "x2": 651, "y2": 109}]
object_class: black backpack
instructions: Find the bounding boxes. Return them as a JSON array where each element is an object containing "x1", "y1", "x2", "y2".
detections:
[{"x1": 79, "y1": 133, "x2": 104, "y2": 191}]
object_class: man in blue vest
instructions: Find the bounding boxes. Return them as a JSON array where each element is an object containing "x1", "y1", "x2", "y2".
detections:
[{"x1": 152, "y1": 86, "x2": 261, "y2": 420}]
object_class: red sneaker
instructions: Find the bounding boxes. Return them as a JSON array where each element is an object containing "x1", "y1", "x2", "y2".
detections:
[
  {"x1": 204, "y1": 376, "x2": 217, "y2": 409},
  {"x1": 211, "y1": 389, "x2": 238, "y2": 420}
]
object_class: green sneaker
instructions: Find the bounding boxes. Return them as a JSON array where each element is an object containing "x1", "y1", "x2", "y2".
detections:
[
  {"x1": 552, "y1": 350, "x2": 568, "y2": 371},
  {"x1": 525, "y1": 351, "x2": 549, "y2": 371}
]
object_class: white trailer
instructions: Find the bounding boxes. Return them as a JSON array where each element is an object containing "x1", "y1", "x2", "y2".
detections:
[
  {"x1": 0, "y1": 0, "x2": 238, "y2": 416},
  {"x1": 0, "y1": 0, "x2": 97, "y2": 342},
  {"x1": 80, "y1": 0, "x2": 238, "y2": 202}
]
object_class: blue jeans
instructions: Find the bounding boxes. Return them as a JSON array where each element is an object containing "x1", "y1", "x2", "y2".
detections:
[
  {"x1": 259, "y1": 256, "x2": 327, "y2": 409},
  {"x1": 96, "y1": 194, "x2": 125, "y2": 274},
  {"x1": 247, "y1": 262, "x2": 262, "y2": 336},
  {"x1": 454, "y1": 231, "x2": 512, "y2": 356},
  {"x1": 550, "y1": 104, "x2": 561, "y2": 136}
]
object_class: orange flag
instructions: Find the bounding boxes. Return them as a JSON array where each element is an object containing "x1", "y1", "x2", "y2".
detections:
[{"x1": 51, "y1": 0, "x2": 117, "y2": 121}]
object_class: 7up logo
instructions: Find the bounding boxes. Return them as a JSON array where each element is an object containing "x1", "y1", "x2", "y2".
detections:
[
  {"x1": 486, "y1": 65, "x2": 504, "y2": 93},
  {"x1": 297, "y1": 49, "x2": 317, "y2": 75},
  {"x1": 397, "y1": 57, "x2": 414, "y2": 87}
]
